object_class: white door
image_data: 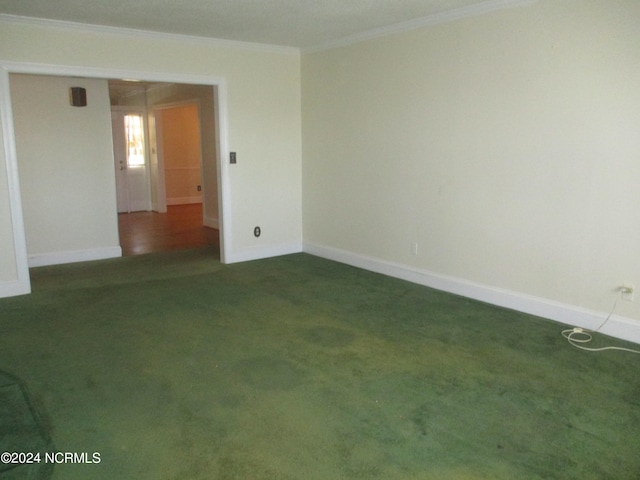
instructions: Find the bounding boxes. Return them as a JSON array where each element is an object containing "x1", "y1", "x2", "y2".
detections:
[{"x1": 112, "y1": 109, "x2": 151, "y2": 213}]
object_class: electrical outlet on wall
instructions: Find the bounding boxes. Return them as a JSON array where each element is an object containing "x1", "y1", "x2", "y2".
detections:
[{"x1": 620, "y1": 284, "x2": 634, "y2": 302}]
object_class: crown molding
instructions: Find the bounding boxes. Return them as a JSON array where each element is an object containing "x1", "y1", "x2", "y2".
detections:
[
  {"x1": 0, "y1": 13, "x2": 300, "y2": 56},
  {"x1": 303, "y1": 0, "x2": 538, "y2": 54},
  {"x1": 0, "y1": 0, "x2": 537, "y2": 56}
]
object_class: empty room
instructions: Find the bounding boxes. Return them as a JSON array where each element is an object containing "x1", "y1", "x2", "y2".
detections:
[{"x1": 0, "y1": 1, "x2": 639, "y2": 478}]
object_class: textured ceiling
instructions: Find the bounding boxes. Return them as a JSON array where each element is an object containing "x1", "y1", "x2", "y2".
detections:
[{"x1": 0, "y1": 0, "x2": 505, "y2": 50}]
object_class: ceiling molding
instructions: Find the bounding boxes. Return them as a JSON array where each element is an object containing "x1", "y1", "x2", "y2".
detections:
[
  {"x1": 0, "y1": 13, "x2": 300, "y2": 56},
  {"x1": 0, "y1": 0, "x2": 537, "y2": 56},
  {"x1": 303, "y1": 0, "x2": 538, "y2": 54}
]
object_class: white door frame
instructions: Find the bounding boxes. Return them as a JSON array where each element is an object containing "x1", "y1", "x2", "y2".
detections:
[
  {"x1": 151, "y1": 99, "x2": 206, "y2": 217},
  {"x1": 0, "y1": 62, "x2": 231, "y2": 296},
  {"x1": 149, "y1": 107, "x2": 167, "y2": 213}
]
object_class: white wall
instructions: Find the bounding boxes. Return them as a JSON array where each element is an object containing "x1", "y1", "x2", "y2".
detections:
[
  {"x1": 302, "y1": 0, "x2": 640, "y2": 338},
  {"x1": 10, "y1": 74, "x2": 120, "y2": 266},
  {"x1": 0, "y1": 16, "x2": 302, "y2": 295}
]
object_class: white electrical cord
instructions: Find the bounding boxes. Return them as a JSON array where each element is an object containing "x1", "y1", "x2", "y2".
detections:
[{"x1": 561, "y1": 297, "x2": 640, "y2": 354}]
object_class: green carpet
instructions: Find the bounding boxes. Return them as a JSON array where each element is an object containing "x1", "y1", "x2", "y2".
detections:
[
  {"x1": 0, "y1": 248, "x2": 638, "y2": 479},
  {"x1": 0, "y1": 371, "x2": 54, "y2": 479}
]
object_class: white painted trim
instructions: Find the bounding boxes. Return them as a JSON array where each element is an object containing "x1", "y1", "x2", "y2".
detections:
[
  {"x1": 0, "y1": 67, "x2": 31, "y2": 297},
  {"x1": 28, "y1": 246, "x2": 122, "y2": 268},
  {"x1": 303, "y1": 241, "x2": 640, "y2": 346},
  {"x1": 0, "y1": 280, "x2": 31, "y2": 298},
  {"x1": 225, "y1": 242, "x2": 302, "y2": 264},
  {"x1": 214, "y1": 82, "x2": 231, "y2": 265},
  {"x1": 0, "y1": 61, "x2": 232, "y2": 293},
  {"x1": 0, "y1": 62, "x2": 228, "y2": 92},
  {"x1": 0, "y1": 14, "x2": 300, "y2": 56},
  {"x1": 303, "y1": 0, "x2": 537, "y2": 53},
  {"x1": 151, "y1": 108, "x2": 168, "y2": 213},
  {"x1": 203, "y1": 215, "x2": 219, "y2": 229}
]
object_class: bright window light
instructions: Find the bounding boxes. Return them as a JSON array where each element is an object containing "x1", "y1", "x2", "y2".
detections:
[{"x1": 125, "y1": 114, "x2": 145, "y2": 167}]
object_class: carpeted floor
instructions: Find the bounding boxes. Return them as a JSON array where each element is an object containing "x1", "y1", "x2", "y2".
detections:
[{"x1": 0, "y1": 248, "x2": 639, "y2": 479}]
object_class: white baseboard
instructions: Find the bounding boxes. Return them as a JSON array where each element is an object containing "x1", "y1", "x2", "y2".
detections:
[
  {"x1": 303, "y1": 242, "x2": 640, "y2": 345},
  {"x1": 0, "y1": 278, "x2": 31, "y2": 298},
  {"x1": 28, "y1": 246, "x2": 122, "y2": 268},
  {"x1": 166, "y1": 197, "x2": 202, "y2": 206},
  {"x1": 203, "y1": 215, "x2": 219, "y2": 229},
  {"x1": 225, "y1": 242, "x2": 302, "y2": 264}
]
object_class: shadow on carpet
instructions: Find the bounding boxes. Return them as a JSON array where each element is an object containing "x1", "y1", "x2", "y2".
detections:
[{"x1": 0, "y1": 371, "x2": 54, "y2": 480}]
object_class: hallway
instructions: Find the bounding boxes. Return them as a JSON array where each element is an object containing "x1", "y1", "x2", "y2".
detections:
[{"x1": 117, "y1": 204, "x2": 219, "y2": 256}]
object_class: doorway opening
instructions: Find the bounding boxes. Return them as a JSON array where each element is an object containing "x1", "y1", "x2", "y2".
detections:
[
  {"x1": 112, "y1": 108, "x2": 151, "y2": 213},
  {"x1": 1, "y1": 64, "x2": 230, "y2": 297},
  {"x1": 108, "y1": 80, "x2": 221, "y2": 257}
]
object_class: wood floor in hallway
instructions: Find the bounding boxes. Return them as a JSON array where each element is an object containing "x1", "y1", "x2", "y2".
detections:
[{"x1": 117, "y1": 203, "x2": 219, "y2": 256}]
